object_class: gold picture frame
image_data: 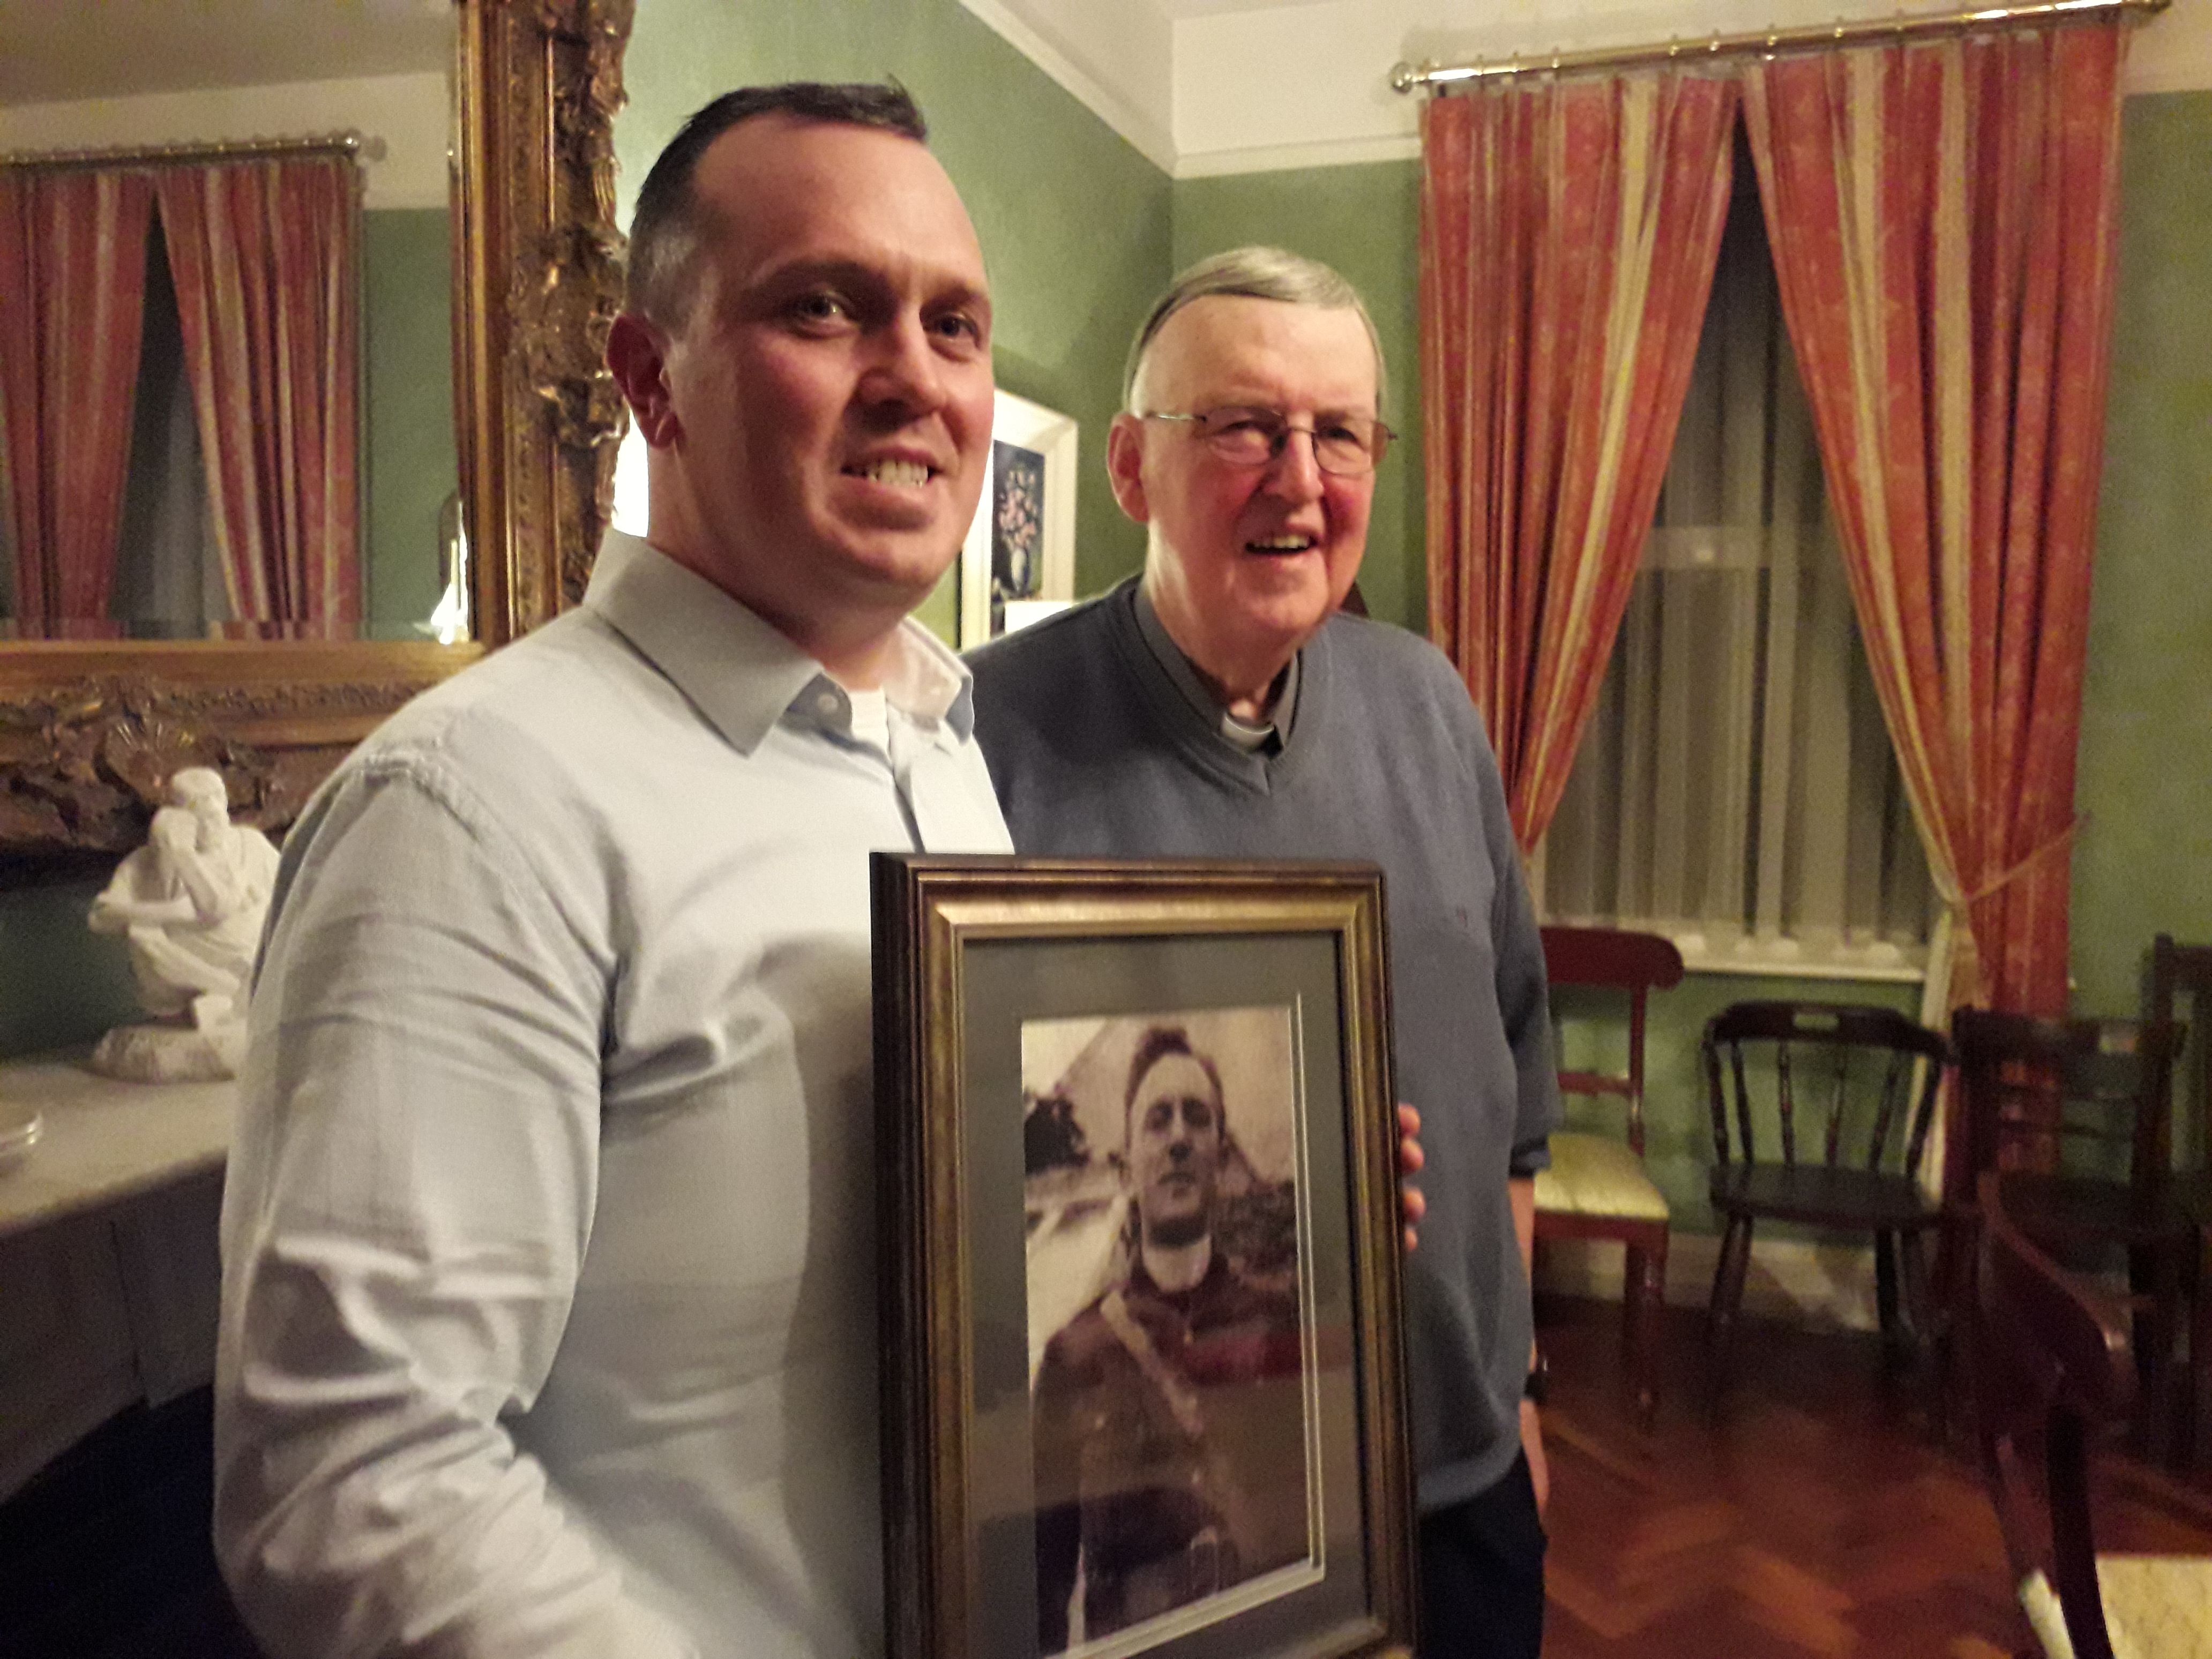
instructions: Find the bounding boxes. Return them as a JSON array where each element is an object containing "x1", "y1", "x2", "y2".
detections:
[
  {"x1": 872, "y1": 854, "x2": 1417, "y2": 1659},
  {"x1": 0, "y1": 0, "x2": 634, "y2": 861}
]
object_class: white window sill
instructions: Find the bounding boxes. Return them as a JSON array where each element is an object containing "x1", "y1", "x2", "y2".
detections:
[
  {"x1": 1673, "y1": 931, "x2": 1926, "y2": 983},
  {"x1": 1542, "y1": 916, "x2": 1929, "y2": 985}
]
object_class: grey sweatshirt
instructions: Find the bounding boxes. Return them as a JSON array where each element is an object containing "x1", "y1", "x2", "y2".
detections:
[{"x1": 970, "y1": 580, "x2": 1560, "y2": 1511}]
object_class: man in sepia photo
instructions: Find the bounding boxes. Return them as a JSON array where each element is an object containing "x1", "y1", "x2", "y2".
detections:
[{"x1": 1030, "y1": 1023, "x2": 1310, "y2": 1651}]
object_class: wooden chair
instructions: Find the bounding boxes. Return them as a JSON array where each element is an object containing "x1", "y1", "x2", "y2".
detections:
[
  {"x1": 1701, "y1": 1001, "x2": 1952, "y2": 1403},
  {"x1": 2149, "y1": 935, "x2": 2212, "y2": 1467},
  {"x1": 1953, "y1": 1011, "x2": 2192, "y2": 1464},
  {"x1": 1534, "y1": 925, "x2": 1685, "y2": 1426},
  {"x1": 1975, "y1": 1169, "x2": 2212, "y2": 1658},
  {"x1": 2151, "y1": 937, "x2": 2212, "y2": 1149}
]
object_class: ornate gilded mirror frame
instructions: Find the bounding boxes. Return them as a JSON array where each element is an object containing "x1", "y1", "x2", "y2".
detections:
[{"x1": 0, "y1": 0, "x2": 634, "y2": 861}]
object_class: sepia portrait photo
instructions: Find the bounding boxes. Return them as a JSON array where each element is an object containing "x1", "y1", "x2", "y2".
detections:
[{"x1": 1021, "y1": 1006, "x2": 1326, "y2": 1658}]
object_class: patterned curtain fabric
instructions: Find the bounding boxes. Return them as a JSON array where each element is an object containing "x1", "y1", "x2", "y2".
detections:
[
  {"x1": 1418, "y1": 70, "x2": 1738, "y2": 852},
  {"x1": 1538, "y1": 206, "x2": 1937, "y2": 965},
  {"x1": 1742, "y1": 22, "x2": 2128, "y2": 1020},
  {"x1": 155, "y1": 156, "x2": 360, "y2": 638},
  {"x1": 0, "y1": 168, "x2": 155, "y2": 638}
]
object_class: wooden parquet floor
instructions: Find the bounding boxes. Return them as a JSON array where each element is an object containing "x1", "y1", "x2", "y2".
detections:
[{"x1": 1535, "y1": 1295, "x2": 2212, "y2": 1659}]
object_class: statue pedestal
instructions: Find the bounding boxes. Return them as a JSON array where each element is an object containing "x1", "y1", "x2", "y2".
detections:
[{"x1": 88, "y1": 1021, "x2": 245, "y2": 1084}]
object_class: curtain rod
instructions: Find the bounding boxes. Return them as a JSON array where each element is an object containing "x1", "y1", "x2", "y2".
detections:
[
  {"x1": 1390, "y1": 0, "x2": 2168, "y2": 92},
  {"x1": 0, "y1": 129, "x2": 384, "y2": 172}
]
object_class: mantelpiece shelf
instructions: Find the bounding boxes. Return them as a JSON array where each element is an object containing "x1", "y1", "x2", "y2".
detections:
[{"x1": 0, "y1": 1059, "x2": 234, "y2": 1242}]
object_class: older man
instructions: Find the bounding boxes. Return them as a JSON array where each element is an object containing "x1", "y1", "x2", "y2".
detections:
[
  {"x1": 1030, "y1": 1024, "x2": 1309, "y2": 1650},
  {"x1": 970, "y1": 248, "x2": 1559, "y2": 1657},
  {"x1": 215, "y1": 84, "x2": 1008, "y2": 1658}
]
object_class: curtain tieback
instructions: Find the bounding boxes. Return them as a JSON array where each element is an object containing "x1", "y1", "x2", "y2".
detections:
[{"x1": 1931, "y1": 819, "x2": 2082, "y2": 914}]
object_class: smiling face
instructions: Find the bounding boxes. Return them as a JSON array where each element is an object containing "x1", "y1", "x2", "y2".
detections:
[
  {"x1": 1110, "y1": 295, "x2": 1378, "y2": 706},
  {"x1": 1125, "y1": 1051, "x2": 1225, "y2": 1249},
  {"x1": 604, "y1": 115, "x2": 995, "y2": 682}
]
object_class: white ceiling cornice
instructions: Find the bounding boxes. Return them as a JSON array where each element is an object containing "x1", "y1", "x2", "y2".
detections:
[
  {"x1": 1172, "y1": 133, "x2": 1420, "y2": 180},
  {"x1": 958, "y1": 0, "x2": 1178, "y2": 172},
  {"x1": 965, "y1": 0, "x2": 2212, "y2": 178}
]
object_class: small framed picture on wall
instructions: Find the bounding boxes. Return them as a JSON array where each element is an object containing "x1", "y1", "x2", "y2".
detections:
[{"x1": 959, "y1": 391, "x2": 1078, "y2": 649}]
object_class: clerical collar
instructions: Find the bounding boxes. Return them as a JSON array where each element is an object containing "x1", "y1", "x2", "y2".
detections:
[{"x1": 1132, "y1": 584, "x2": 1300, "y2": 751}]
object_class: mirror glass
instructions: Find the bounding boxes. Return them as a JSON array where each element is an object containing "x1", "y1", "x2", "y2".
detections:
[{"x1": 0, "y1": 2, "x2": 461, "y2": 643}]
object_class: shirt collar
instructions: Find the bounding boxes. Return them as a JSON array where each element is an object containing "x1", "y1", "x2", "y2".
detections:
[
  {"x1": 584, "y1": 530, "x2": 976, "y2": 754},
  {"x1": 1131, "y1": 582, "x2": 1300, "y2": 749}
]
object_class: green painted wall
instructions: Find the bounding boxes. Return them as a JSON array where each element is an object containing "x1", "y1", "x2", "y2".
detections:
[
  {"x1": 362, "y1": 208, "x2": 458, "y2": 638},
  {"x1": 2068, "y1": 91, "x2": 2212, "y2": 1014},
  {"x1": 1169, "y1": 163, "x2": 1426, "y2": 633},
  {"x1": 614, "y1": 0, "x2": 1170, "y2": 637},
  {"x1": 0, "y1": 880, "x2": 141, "y2": 1058}
]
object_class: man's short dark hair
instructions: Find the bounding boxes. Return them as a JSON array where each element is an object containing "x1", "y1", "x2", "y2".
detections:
[
  {"x1": 625, "y1": 81, "x2": 928, "y2": 326},
  {"x1": 1123, "y1": 1025, "x2": 1227, "y2": 1138}
]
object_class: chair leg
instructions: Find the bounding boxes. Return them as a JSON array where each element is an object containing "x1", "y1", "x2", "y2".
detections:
[
  {"x1": 1874, "y1": 1231, "x2": 1905, "y2": 1371},
  {"x1": 1899, "y1": 1230, "x2": 1942, "y2": 1440},
  {"x1": 1706, "y1": 1215, "x2": 1753, "y2": 1404},
  {"x1": 1941, "y1": 1207, "x2": 1983, "y2": 1456},
  {"x1": 1625, "y1": 1231, "x2": 1667, "y2": 1430},
  {"x1": 2127, "y1": 1242, "x2": 2184, "y2": 1465},
  {"x1": 2192, "y1": 1224, "x2": 2212, "y2": 1471}
]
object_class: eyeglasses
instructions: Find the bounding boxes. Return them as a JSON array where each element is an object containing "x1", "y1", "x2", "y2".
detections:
[{"x1": 1140, "y1": 406, "x2": 1394, "y2": 477}]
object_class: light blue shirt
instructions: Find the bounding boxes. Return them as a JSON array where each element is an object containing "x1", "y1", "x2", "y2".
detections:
[{"x1": 215, "y1": 531, "x2": 1012, "y2": 1659}]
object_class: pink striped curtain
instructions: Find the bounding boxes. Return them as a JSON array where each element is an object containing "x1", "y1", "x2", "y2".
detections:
[
  {"x1": 1419, "y1": 72, "x2": 1739, "y2": 852},
  {"x1": 1742, "y1": 23, "x2": 2128, "y2": 1025},
  {"x1": 0, "y1": 168, "x2": 155, "y2": 638},
  {"x1": 155, "y1": 156, "x2": 360, "y2": 638}
]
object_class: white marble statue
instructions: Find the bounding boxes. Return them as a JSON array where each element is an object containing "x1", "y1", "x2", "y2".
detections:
[{"x1": 87, "y1": 767, "x2": 281, "y2": 1081}]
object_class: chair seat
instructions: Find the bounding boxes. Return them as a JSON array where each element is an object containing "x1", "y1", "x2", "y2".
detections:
[
  {"x1": 2020, "y1": 1556, "x2": 2212, "y2": 1659},
  {"x1": 1708, "y1": 1163, "x2": 1941, "y2": 1231},
  {"x1": 1536, "y1": 1132, "x2": 1669, "y2": 1222}
]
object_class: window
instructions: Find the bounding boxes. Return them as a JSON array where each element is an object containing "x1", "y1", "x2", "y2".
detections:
[{"x1": 1534, "y1": 159, "x2": 1934, "y2": 978}]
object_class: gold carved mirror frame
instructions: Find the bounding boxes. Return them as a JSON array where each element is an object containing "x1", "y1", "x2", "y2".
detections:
[{"x1": 0, "y1": 0, "x2": 636, "y2": 863}]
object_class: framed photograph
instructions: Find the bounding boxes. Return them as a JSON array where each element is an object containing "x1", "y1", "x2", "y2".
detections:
[
  {"x1": 959, "y1": 391, "x2": 1078, "y2": 648},
  {"x1": 872, "y1": 855, "x2": 1416, "y2": 1659}
]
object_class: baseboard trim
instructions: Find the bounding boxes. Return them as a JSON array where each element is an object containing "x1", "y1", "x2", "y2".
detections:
[{"x1": 1535, "y1": 1232, "x2": 1883, "y2": 1334}]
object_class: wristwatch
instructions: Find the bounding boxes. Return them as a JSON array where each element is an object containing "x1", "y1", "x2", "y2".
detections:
[{"x1": 1522, "y1": 1350, "x2": 1550, "y2": 1408}]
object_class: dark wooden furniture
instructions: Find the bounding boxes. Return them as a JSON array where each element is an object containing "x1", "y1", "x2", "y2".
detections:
[
  {"x1": 2150, "y1": 935, "x2": 2212, "y2": 1470},
  {"x1": 1975, "y1": 1168, "x2": 2212, "y2": 1658},
  {"x1": 1534, "y1": 925, "x2": 1685, "y2": 1427},
  {"x1": 2151, "y1": 937, "x2": 2212, "y2": 1148},
  {"x1": 1953, "y1": 1010, "x2": 2192, "y2": 1464},
  {"x1": 1701, "y1": 1001, "x2": 1952, "y2": 1402}
]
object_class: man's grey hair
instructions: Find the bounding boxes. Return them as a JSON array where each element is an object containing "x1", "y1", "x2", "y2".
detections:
[{"x1": 1122, "y1": 245, "x2": 1387, "y2": 412}]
